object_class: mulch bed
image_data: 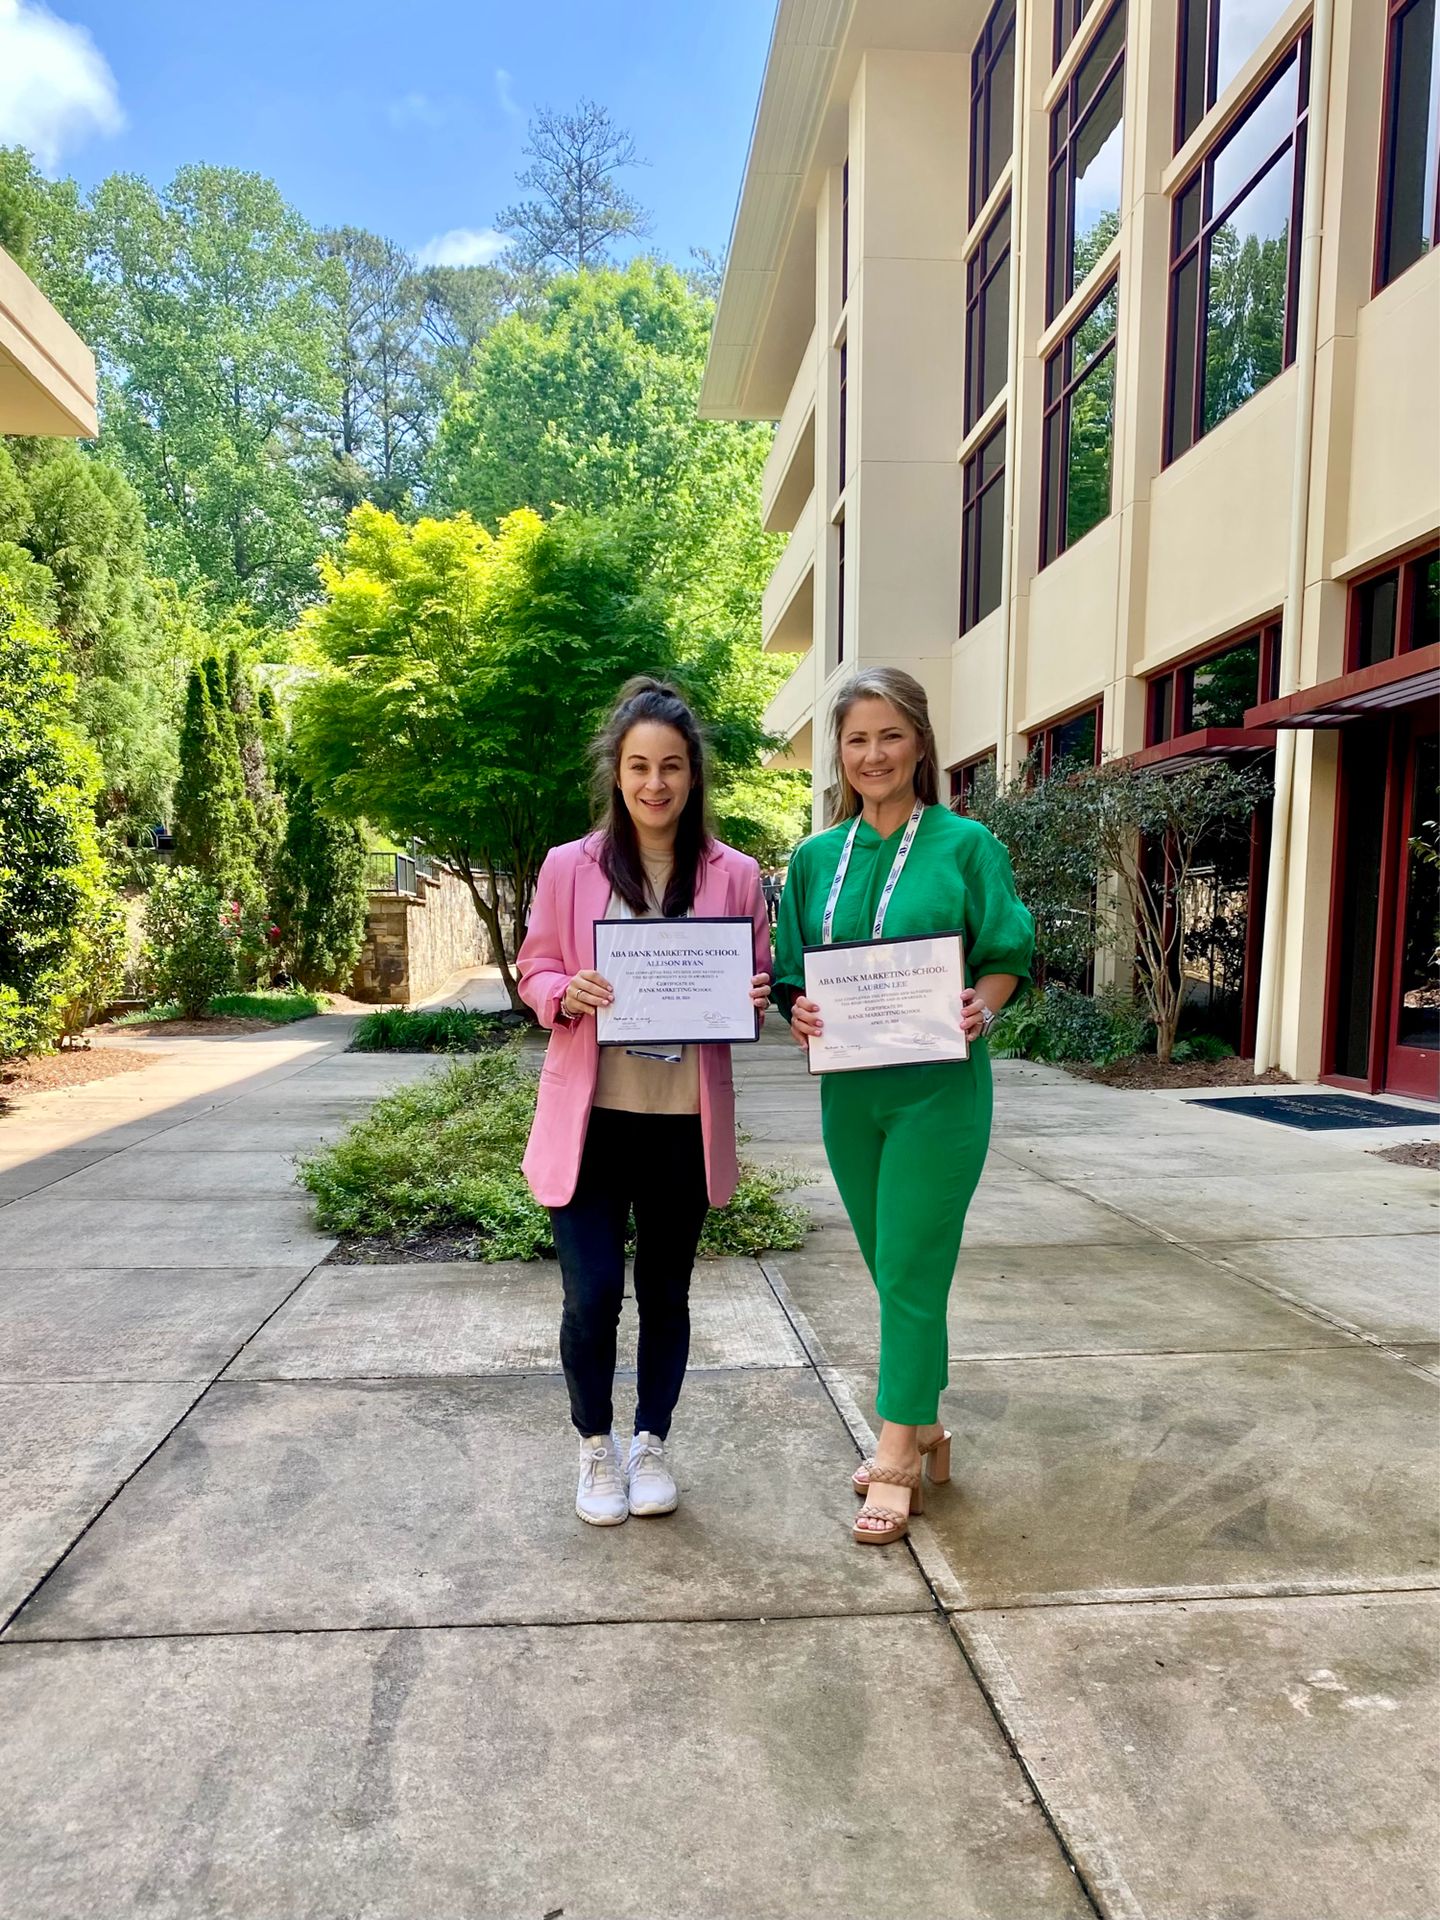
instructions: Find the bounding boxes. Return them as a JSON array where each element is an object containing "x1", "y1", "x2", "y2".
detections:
[
  {"x1": 1370, "y1": 1141, "x2": 1440, "y2": 1171},
  {"x1": 326, "y1": 1228, "x2": 499, "y2": 1265},
  {"x1": 93, "y1": 1015, "x2": 296, "y2": 1039},
  {"x1": 1065, "y1": 1055, "x2": 1293, "y2": 1091},
  {"x1": 0, "y1": 1046, "x2": 155, "y2": 1101}
]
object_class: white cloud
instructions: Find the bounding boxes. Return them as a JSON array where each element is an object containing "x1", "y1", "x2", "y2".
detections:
[
  {"x1": 416, "y1": 226, "x2": 511, "y2": 268},
  {"x1": 387, "y1": 90, "x2": 448, "y2": 131},
  {"x1": 495, "y1": 68, "x2": 523, "y2": 124},
  {"x1": 0, "y1": 0, "x2": 123, "y2": 170}
]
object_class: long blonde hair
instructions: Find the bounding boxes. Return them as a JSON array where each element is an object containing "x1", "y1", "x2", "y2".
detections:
[{"x1": 828, "y1": 667, "x2": 941, "y2": 825}]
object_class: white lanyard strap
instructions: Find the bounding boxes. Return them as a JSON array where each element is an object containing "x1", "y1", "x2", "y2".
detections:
[{"x1": 821, "y1": 799, "x2": 926, "y2": 945}]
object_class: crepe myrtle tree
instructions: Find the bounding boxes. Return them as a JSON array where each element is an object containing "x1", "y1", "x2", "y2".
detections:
[
  {"x1": 291, "y1": 502, "x2": 677, "y2": 1012},
  {"x1": 1072, "y1": 756, "x2": 1272, "y2": 1065}
]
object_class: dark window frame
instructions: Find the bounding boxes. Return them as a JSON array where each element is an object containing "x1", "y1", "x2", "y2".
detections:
[
  {"x1": 1175, "y1": 0, "x2": 1291, "y2": 149},
  {"x1": 837, "y1": 338, "x2": 848, "y2": 495},
  {"x1": 836, "y1": 511, "x2": 847, "y2": 667},
  {"x1": 1143, "y1": 623, "x2": 1282, "y2": 745},
  {"x1": 961, "y1": 420, "x2": 1007, "y2": 635},
  {"x1": 1040, "y1": 276, "x2": 1119, "y2": 569},
  {"x1": 971, "y1": 0, "x2": 1018, "y2": 223},
  {"x1": 1374, "y1": 0, "x2": 1440, "y2": 291},
  {"x1": 950, "y1": 750, "x2": 998, "y2": 811},
  {"x1": 1028, "y1": 700, "x2": 1104, "y2": 776},
  {"x1": 1345, "y1": 540, "x2": 1440, "y2": 671},
  {"x1": 966, "y1": 196, "x2": 1012, "y2": 430},
  {"x1": 1047, "y1": 1, "x2": 1126, "y2": 319},
  {"x1": 1164, "y1": 34, "x2": 1310, "y2": 466},
  {"x1": 1055, "y1": 0, "x2": 1099, "y2": 67},
  {"x1": 841, "y1": 156, "x2": 851, "y2": 298}
]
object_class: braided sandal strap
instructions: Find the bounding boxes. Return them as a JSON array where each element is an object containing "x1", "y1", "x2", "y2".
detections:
[
  {"x1": 864, "y1": 1462, "x2": 920, "y2": 1489},
  {"x1": 855, "y1": 1503, "x2": 909, "y2": 1528}
]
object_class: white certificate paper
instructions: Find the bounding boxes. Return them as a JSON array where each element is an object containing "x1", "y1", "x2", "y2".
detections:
[
  {"x1": 803, "y1": 932, "x2": 968, "y2": 1074},
  {"x1": 594, "y1": 916, "x2": 758, "y2": 1047}
]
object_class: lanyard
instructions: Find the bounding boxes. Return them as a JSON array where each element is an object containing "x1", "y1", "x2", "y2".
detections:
[{"x1": 821, "y1": 799, "x2": 926, "y2": 946}]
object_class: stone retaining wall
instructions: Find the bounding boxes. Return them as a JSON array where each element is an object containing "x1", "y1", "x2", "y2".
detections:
[{"x1": 350, "y1": 866, "x2": 494, "y2": 1003}]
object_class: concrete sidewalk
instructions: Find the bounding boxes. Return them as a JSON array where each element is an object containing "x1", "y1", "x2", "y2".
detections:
[{"x1": 0, "y1": 1015, "x2": 1435, "y2": 1919}]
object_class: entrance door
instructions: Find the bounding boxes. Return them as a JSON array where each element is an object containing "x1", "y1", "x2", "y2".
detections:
[{"x1": 1386, "y1": 718, "x2": 1440, "y2": 1098}]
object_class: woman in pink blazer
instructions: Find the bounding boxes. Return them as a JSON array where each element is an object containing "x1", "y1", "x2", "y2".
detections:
[{"x1": 517, "y1": 679, "x2": 772, "y2": 1527}]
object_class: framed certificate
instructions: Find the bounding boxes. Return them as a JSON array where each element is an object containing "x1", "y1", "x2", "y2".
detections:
[
  {"x1": 803, "y1": 931, "x2": 968, "y2": 1075},
  {"x1": 594, "y1": 916, "x2": 759, "y2": 1047}
]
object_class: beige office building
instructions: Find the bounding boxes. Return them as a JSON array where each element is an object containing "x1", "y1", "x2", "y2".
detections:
[
  {"x1": 1, "y1": 244, "x2": 97, "y2": 439},
  {"x1": 702, "y1": 0, "x2": 1439, "y2": 1097}
]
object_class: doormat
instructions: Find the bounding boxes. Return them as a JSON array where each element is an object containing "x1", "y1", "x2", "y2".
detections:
[{"x1": 1186, "y1": 1092, "x2": 1440, "y2": 1131}]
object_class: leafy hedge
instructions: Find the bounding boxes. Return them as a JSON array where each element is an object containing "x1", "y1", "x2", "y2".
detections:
[
  {"x1": 990, "y1": 986, "x2": 1153, "y2": 1067},
  {"x1": 348, "y1": 1006, "x2": 526, "y2": 1053},
  {"x1": 115, "y1": 988, "x2": 325, "y2": 1026},
  {"x1": 298, "y1": 1045, "x2": 811, "y2": 1262}
]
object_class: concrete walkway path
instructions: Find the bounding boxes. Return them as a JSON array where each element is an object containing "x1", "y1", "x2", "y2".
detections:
[{"x1": 0, "y1": 1015, "x2": 1435, "y2": 1919}]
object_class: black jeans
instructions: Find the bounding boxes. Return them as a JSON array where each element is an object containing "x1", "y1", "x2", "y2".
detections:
[{"x1": 550, "y1": 1107, "x2": 710, "y2": 1440}]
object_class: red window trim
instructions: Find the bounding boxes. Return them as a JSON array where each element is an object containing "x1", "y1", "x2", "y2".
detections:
[
  {"x1": 1163, "y1": 33, "x2": 1310, "y2": 467},
  {"x1": 961, "y1": 419, "x2": 1007, "y2": 635},
  {"x1": 1047, "y1": 1, "x2": 1126, "y2": 321},
  {"x1": 1373, "y1": 0, "x2": 1440, "y2": 293},
  {"x1": 1027, "y1": 698, "x2": 1104, "y2": 776},
  {"x1": 1344, "y1": 537, "x2": 1439, "y2": 672},
  {"x1": 965, "y1": 196, "x2": 1012, "y2": 431},
  {"x1": 971, "y1": 0, "x2": 1018, "y2": 224},
  {"x1": 949, "y1": 749, "x2": 998, "y2": 810},
  {"x1": 837, "y1": 339, "x2": 848, "y2": 496},
  {"x1": 1143, "y1": 620, "x2": 1282, "y2": 746},
  {"x1": 1040, "y1": 277, "x2": 1119, "y2": 569}
]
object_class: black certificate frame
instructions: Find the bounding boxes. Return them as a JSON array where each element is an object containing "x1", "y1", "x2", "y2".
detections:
[
  {"x1": 593, "y1": 914, "x2": 761, "y2": 1048},
  {"x1": 801, "y1": 928, "x2": 968, "y2": 1076}
]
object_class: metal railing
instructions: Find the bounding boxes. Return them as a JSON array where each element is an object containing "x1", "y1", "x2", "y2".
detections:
[{"x1": 365, "y1": 851, "x2": 418, "y2": 895}]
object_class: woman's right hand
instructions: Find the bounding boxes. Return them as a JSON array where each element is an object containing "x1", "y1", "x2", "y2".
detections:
[
  {"x1": 562, "y1": 970, "x2": 613, "y2": 1019},
  {"x1": 790, "y1": 995, "x2": 823, "y2": 1048}
]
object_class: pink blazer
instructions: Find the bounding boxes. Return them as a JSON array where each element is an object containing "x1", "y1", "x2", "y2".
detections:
[{"x1": 516, "y1": 834, "x2": 772, "y2": 1208}]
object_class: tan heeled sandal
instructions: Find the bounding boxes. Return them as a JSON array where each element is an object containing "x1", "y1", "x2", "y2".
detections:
[
  {"x1": 852, "y1": 1462, "x2": 922, "y2": 1544},
  {"x1": 852, "y1": 1429, "x2": 950, "y2": 1497}
]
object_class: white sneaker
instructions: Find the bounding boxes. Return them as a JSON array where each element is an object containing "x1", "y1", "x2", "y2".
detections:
[
  {"x1": 576, "y1": 1434, "x2": 628, "y2": 1526},
  {"x1": 627, "y1": 1431, "x2": 678, "y2": 1516}
]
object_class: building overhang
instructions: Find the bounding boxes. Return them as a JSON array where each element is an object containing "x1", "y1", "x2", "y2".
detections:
[
  {"x1": 1245, "y1": 645, "x2": 1440, "y2": 728},
  {"x1": 700, "y1": 0, "x2": 982, "y2": 423},
  {"x1": 0, "y1": 245, "x2": 97, "y2": 438},
  {"x1": 1128, "y1": 726, "x2": 1278, "y2": 771}
]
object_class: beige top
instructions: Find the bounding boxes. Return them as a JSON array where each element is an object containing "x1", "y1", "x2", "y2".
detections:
[{"x1": 592, "y1": 848, "x2": 702, "y2": 1116}]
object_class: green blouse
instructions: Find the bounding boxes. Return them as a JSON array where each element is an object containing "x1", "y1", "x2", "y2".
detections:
[{"x1": 774, "y1": 804, "x2": 1035, "y2": 999}]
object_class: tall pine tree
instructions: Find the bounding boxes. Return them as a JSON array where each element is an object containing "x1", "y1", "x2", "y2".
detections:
[
  {"x1": 273, "y1": 771, "x2": 368, "y2": 990},
  {"x1": 172, "y1": 661, "x2": 261, "y2": 907}
]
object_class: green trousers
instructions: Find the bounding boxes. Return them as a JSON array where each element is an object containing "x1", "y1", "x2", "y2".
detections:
[{"x1": 821, "y1": 1055, "x2": 993, "y2": 1426}]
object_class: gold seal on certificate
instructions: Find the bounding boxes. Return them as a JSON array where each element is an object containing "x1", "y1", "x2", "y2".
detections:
[
  {"x1": 595, "y1": 916, "x2": 759, "y2": 1047},
  {"x1": 803, "y1": 932, "x2": 968, "y2": 1074}
]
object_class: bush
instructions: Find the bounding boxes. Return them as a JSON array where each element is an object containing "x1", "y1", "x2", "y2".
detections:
[
  {"x1": 272, "y1": 773, "x2": 368, "y2": 990},
  {"x1": 991, "y1": 986, "x2": 1153, "y2": 1067},
  {"x1": 140, "y1": 866, "x2": 237, "y2": 1016},
  {"x1": 297, "y1": 1045, "x2": 811, "y2": 1262},
  {"x1": 1171, "y1": 1032, "x2": 1234, "y2": 1063},
  {"x1": 114, "y1": 987, "x2": 325, "y2": 1027},
  {"x1": 349, "y1": 1007, "x2": 526, "y2": 1053}
]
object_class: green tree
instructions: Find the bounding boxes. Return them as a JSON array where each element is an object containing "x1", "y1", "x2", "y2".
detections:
[
  {"x1": 292, "y1": 503, "x2": 675, "y2": 1008},
  {"x1": 0, "y1": 578, "x2": 116, "y2": 1056},
  {"x1": 172, "y1": 661, "x2": 261, "y2": 907},
  {"x1": 0, "y1": 147, "x2": 96, "y2": 334},
  {"x1": 497, "y1": 100, "x2": 651, "y2": 273},
  {"x1": 418, "y1": 263, "x2": 529, "y2": 388},
  {"x1": 272, "y1": 770, "x2": 368, "y2": 990},
  {"x1": 87, "y1": 164, "x2": 336, "y2": 623},
  {"x1": 0, "y1": 437, "x2": 188, "y2": 836}
]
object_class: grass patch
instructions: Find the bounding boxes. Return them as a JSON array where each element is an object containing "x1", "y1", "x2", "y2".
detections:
[
  {"x1": 349, "y1": 1006, "x2": 527, "y2": 1053},
  {"x1": 113, "y1": 989, "x2": 326, "y2": 1027},
  {"x1": 298, "y1": 1044, "x2": 812, "y2": 1263}
]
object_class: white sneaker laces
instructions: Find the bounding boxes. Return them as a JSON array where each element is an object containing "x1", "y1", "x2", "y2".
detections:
[{"x1": 581, "y1": 1443, "x2": 623, "y2": 1495}]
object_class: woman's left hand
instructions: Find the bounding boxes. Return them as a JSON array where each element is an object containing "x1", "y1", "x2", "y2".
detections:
[
  {"x1": 960, "y1": 986, "x2": 992, "y2": 1043},
  {"x1": 749, "y1": 972, "x2": 772, "y2": 1022}
]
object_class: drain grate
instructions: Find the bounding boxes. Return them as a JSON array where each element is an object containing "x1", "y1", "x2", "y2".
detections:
[{"x1": 1185, "y1": 1092, "x2": 1440, "y2": 1131}]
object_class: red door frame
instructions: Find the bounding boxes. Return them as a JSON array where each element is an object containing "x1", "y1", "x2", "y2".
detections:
[{"x1": 1384, "y1": 712, "x2": 1440, "y2": 1099}]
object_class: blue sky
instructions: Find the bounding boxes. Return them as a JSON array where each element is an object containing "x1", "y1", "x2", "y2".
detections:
[{"x1": 0, "y1": 0, "x2": 776, "y2": 267}]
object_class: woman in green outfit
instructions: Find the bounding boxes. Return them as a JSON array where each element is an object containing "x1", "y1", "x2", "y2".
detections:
[{"x1": 774, "y1": 667, "x2": 1034, "y2": 1545}]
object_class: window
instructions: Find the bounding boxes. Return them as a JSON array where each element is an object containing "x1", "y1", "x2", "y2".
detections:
[
  {"x1": 842, "y1": 157, "x2": 851, "y2": 297},
  {"x1": 1048, "y1": 2, "x2": 1126, "y2": 317},
  {"x1": 971, "y1": 0, "x2": 1017, "y2": 222},
  {"x1": 1377, "y1": 0, "x2": 1440, "y2": 288},
  {"x1": 966, "y1": 199, "x2": 1011, "y2": 429},
  {"x1": 1176, "y1": 0, "x2": 1291, "y2": 147},
  {"x1": 1041, "y1": 279, "x2": 1118, "y2": 566},
  {"x1": 837, "y1": 339, "x2": 848, "y2": 494},
  {"x1": 1348, "y1": 544, "x2": 1440, "y2": 669},
  {"x1": 961, "y1": 423, "x2": 1006, "y2": 633},
  {"x1": 950, "y1": 751, "x2": 997, "y2": 811},
  {"x1": 1030, "y1": 703, "x2": 1103, "y2": 775},
  {"x1": 1166, "y1": 38, "x2": 1309, "y2": 463},
  {"x1": 836, "y1": 512, "x2": 847, "y2": 667},
  {"x1": 1145, "y1": 626, "x2": 1281, "y2": 745},
  {"x1": 1055, "y1": 0, "x2": 1099, "y2": 66}
]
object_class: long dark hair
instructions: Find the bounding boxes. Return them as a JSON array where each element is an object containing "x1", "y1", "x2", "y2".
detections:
[{"x1": 591, "y1": 677, "x2": 712, "y2": 916}]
